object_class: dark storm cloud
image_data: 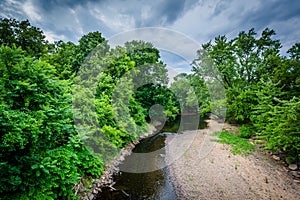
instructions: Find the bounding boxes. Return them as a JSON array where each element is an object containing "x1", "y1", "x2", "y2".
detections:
[
  {"x1": 1, "y1": 0, "x2": 299, "y2": 73},
  {"x1": 148, "y1": 0, "x2": 186, "y2": 25},
  {"x1": 158, "y1": 0, "x2": 200, "y2": 25},
  {"x1": 0, "y1": 0, "x2": 299, "y2": 53},
  {"x1": 91, "y1": 0, "x2": 199, "y2": 27},
  {"x1": 220, "y1": 0, "x2": 300, "y2": 52},
  {"x1": 34, "y1": 0, "x2": 100, "y2": 11},
  {"x1": 239, "y1": 0, "x2": 300, "y2": 30},
  {"x1": 0, "y1": 0, "x2": 200, "y2": 42},
  {"x1": 34, "y1": 0, "x2": 196, "y2": 27}
]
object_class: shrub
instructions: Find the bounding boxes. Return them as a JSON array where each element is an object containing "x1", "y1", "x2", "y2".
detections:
[{"x1": 238, "y1": 125, "x2": 255, "y2": 139}]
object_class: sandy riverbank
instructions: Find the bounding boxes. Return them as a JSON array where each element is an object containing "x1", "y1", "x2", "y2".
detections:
[{"x1": 166, "y1": 119, "x2": 300, "y2": 199}]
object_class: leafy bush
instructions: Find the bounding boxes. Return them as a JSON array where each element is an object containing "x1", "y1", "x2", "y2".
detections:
[
  {"x1": 238, "y1": 125, "x2": 255, "y2": 139},
  {"x1": 252, "y1": 96, "x2": 300, "y2": 160},
  {"x1": 227, "y1": 87, "x2": 258, "y2": 124},
  {"x1": 101, "y1": 125, "x2": 134, "y2": 148}
]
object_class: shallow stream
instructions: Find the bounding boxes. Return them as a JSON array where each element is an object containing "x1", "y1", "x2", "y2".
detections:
[{"x1": 96, "y1": 117, "x2": 206, "y2": 200}]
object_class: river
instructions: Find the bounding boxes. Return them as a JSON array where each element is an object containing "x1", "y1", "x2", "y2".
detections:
[{"x1": 96, "y1": 117, "x2": 207, "y2": 200}]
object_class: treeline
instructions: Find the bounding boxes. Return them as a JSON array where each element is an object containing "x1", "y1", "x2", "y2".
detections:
[
  {"x1": 190, "y1": 28, "x2": 300, "y2": 163},
  {"x1": 0, "y1": 18, "x2": 179, "y2": 199}
]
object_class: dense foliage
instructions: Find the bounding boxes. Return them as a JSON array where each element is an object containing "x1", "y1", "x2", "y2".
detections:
[
  {"x1": 0, "y1": 18, "x2": 114, "y2": 199},
  {"x1": 192, "y1": 28, "x2": 300, "y2": 162},
  {"x1": 0, "y1": 18, "x2": 49, "y2": 58},
  {"x1": 0, "y1": 18, "x2": 179, "y2": 199},
  {"x1": 0, "y1": 46, "x2": 103, "y2": 199}
]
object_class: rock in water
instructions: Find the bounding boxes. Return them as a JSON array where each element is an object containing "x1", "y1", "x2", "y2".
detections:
[{"x1": 288, "y1": 164, "x2": 298, "y2": 171}]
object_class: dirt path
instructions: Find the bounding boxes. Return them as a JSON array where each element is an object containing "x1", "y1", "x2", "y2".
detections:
[{"x1": 166, "y1": 120, "x2": 300, "y2": 200}]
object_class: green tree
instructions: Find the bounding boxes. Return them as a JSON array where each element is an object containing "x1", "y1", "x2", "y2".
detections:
[
  {"x1": 0, "y1": 46, "x2": 102, "y2": 199},
  {"x1": 0, "y1": 18, "x2": 48, "y2": 58},
  {"x1": 170, "y1": 73, "x2": 198, "y2": 114},
  {"x1": 192, "y1": 28, "x2": 282, "y2": 123},
  {"x1": 75, "y1": 44, "x2": 147, "y2": 149},
  {"x1": 43, "y1": 40, "x2": 77, "y2": 80},
  {"x1": 44, "y1": 32, "x2": 108, "y2": 80},
  {"x1": 74, "y1": 31, "x2": 108, "y2": 73},
  {"x1": 124, "y1": 40, "x2": 178, "y2": 121},
  {"x1": 278, "y1": 43, "x2": 300, "y2": 98},
  {"x1": 192, "y1": 27, "x2": 300, "y2": 162},
  {"x1": 251, "y1": 80, "x2": 300, "y2": 161}
]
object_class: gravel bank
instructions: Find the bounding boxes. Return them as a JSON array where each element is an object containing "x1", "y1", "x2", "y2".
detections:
[{"x1": 166, "y1": 120, "x2": 300, "y2": 200}]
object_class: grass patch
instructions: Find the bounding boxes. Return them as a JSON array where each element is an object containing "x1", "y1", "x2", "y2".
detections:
[{"x1": 212, "y1": 131, "x2": 255, "y2": 156}]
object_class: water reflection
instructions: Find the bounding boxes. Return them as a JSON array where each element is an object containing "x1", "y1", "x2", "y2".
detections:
[
  {"x1": 96, "y1": 132, "x2": 176, "y2": 200},
  {"x1": 96, "y1": 116, "x2": 207, "y2": 199}
]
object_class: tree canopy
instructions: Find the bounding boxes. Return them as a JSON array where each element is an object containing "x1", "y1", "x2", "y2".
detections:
[
  {"x1": 0, "y1": 18, "x2": 48, "y2": 58},
  {"x1": 192, "y1": 28, "x2": 300, "y2": 162}
]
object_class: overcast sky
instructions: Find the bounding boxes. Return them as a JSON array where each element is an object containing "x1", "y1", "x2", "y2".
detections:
[{"x1": 1, "y1": 0, "x2": 300, "y2": 74}]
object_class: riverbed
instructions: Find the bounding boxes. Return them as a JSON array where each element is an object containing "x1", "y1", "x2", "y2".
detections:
[
  {"x1": 96, "y1": 132, "x2": 176, "y2": 199},
  {"x1": 96, "y1": 117, "x2": 207, "y2": 199}
]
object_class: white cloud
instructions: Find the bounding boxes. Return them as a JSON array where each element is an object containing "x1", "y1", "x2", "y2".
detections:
[
  {"x1": 69, "y1": 8, "x2": 84, "y2": 36},
  {"x1": 89, "y1": 3, "x2": 136, "y2": 33},
  {"x1": 43, "y1": 30, "x2": 68, "y2": 43},
  {"x1": 0, "y1": 0, "x2": 23, "y2": 19},
  {"x1": 266, "y1": 17, "x2": 300, "y2": 54},
  {"x1": 170, "y1": 0, "x2": 261, "y2": 43},
  {"x1": 22, "y1": 0, "x2": 41, "y2": 22},
  {"x1": 38, "y1": 5, "x2": 86, "y2": 42},
  {"x1": 141, "y1": 5, "x2": 152, "y2": 21}
]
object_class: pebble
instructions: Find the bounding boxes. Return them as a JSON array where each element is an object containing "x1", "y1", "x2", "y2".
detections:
[
  {"x1": 87, "y1": 193, "x2": 94, "y2": 200},
  {"x1": 294, "y1": 179, "x2": 300, "y2": 183},
  {"x1": 265, "y1": 150, "x2": 272, "y2": 155},
  {"x1": 288, "y1": 164, "x2": 298, "y2": 171},
  {"x1": 272, "y1": 155, "x2": 280, "y2": 161},
  {"x1": 291, "y1": 171, "x2": 300, "y2": 178}
]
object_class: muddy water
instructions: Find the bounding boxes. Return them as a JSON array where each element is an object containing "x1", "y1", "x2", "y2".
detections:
[{"x1": 96, "y1": 117, "x2": 207, "y2": 200}]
